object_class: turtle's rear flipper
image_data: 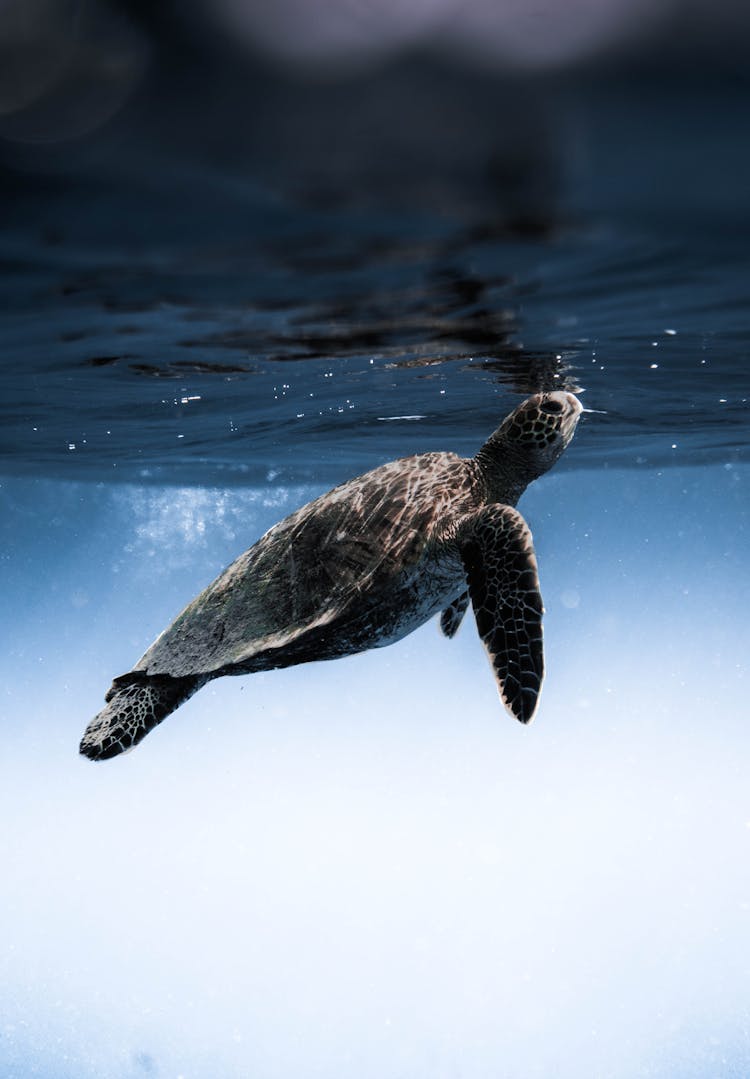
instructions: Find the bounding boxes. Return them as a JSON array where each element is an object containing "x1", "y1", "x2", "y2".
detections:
[
  {"x1": 80, "y1": 671, "x2": 206, "y2": 761},
  {"x1": 458, "y1": 504, "x2": 544, "y2": 724},
  {"x1": 439, "y1": 591, "x2": 469, "y2": 638}
]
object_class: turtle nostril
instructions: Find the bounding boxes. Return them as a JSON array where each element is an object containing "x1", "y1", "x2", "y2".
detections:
[{"x1": 540, "y1": 398, "x2": 564, "y2": 415}]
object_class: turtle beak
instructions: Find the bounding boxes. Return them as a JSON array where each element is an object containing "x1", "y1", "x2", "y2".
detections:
[{"x1": 559, "y1": 393, "x2": 583, "y2": 443}]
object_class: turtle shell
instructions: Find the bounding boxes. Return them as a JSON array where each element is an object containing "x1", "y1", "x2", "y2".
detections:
[{"x1": 134, "y1": 452, "x2": 478, "y2": 678}]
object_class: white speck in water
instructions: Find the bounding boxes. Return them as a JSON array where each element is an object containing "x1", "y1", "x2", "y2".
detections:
[
  {"x1": 177, "y1": 434, "x2": 185, "y2": 439},
  {"x1": 180, "y1": 395, "x2": 201, "y2": 404},
  {"x1": 68, "y1": 443, "x2": 75, "y2": 450},
  {"x1": 719, "y1": 398, "x2": 727, "y2": 403},
  {"x1": 665, "y1": 328, "x2": 677, "y2": 335},
  {"x1": 651, "y1": 341, "x2": 659, "y2": 347},
  {"x1": 671, "y1": 444, "x2": 677, "y2": 450},
  {"x1": 377, "y1": 415, "x2": 426, "y2": 422},
  {"x1": 650, "y1": 363, "x2": 658, "y2": 369}
]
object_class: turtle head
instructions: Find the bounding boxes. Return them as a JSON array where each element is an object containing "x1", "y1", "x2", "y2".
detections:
[
  {"x1": 477, "y1": 391, "x2": 582, "y2": 498},
  {"x1": 497, "y1": 391, "x2": 582, "y2": 462}
]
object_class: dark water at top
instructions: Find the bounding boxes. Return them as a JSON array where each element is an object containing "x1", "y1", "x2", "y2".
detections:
[
  {"x1": 2, "y1": 38, "x2": 750, "y2": 1079},
  {"x1": 2, "y1": 61, "x2": 748, "y2": 486}
]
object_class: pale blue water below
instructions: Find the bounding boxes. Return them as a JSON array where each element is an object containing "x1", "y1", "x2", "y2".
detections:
[
  {"x1": 1, "y1": 48, "x2": 750, "y2": 1079},
  {"x1": 0, "y1": 459, "x2": 748, "y2": 1079}
]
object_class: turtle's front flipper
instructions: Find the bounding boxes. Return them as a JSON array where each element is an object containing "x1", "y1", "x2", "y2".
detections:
[
  {"x1": 439, "y1": 591, "x2": 469, "y2": 638},
  {"x1": 458, "y1": 505, "x2": 544, "y2": 724}
]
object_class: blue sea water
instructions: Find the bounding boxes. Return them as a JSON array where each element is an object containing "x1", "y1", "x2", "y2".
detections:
[{"x1": 1, "y1": 41, "x2": 750, "y2": 1079}]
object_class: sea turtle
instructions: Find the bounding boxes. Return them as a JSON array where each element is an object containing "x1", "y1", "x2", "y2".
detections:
[{"x1": 80, "y1": 390, "x2": 582, "y2": 760}]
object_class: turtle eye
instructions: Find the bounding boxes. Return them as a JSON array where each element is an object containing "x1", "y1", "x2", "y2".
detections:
[{"x1": 540, "y1": 398, "x2": 564, "y2": 415}]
